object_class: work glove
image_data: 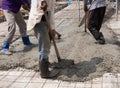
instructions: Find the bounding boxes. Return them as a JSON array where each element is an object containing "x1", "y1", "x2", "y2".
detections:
[{"x1": 41, "y1": 1, "x2": 47, "y2": 11}]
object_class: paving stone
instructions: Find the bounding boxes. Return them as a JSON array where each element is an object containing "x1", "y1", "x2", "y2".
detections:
[
  {"x1": 84, "y1": 81, "x2": 92, "y2": 88},
  {"x1": 1, "y1": 75, "x2": 19, "y2": 82},
  {"x1": 0, "y1": 75, "x2": 4, "y2": 80},
  {"x1": 15, "y1": 76, "x2": 31, "y2": 83},
  {"x1": 75, "y1": 82, "x2": 85, "y2": 88},
  {"x1": 42, "y1": 83, "x2": 59, "y2": 88},
  {"x1": 0, "y1": 81, "x2": 13, "y2": 88},
  {"x1": 92, "y1": 84, "x2": 102, "y2": 88},
  {"x1": 30, "y1": 73, "x2": 46, "y2": 83},
  {"x1": 102, "y1": 83, "x2": 115, "y2": 88},
  {"x1": 59, "y1": 81, "x2": 76, "y2": 88},
  {"x1": 20, "y1": 71, "x2": 36, "y2": 77},
  {"x1": 7, "y1": 71, "x2": 23, "y2": 76},
  {"x1": 9, "y1": 82, "x2": 28, "y2": 88},
  {"x1": 26, "y1": 82, "x2": 44, "y2": 88},
  {"x1": 58, "y1": 86, "x2": 75, "y2": 88},
  {"x1": 46, "y1": 79, "x2": 61, "y2": 84}
]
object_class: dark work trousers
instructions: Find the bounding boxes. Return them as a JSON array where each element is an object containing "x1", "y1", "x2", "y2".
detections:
[{"x1": 87, "y1": 6, "x2": 106, "y2": 33}]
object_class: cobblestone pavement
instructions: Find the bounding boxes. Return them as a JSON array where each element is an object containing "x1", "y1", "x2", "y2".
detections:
[{"x1": 0, "y1": 1, "x2": 120, "y2": 88}]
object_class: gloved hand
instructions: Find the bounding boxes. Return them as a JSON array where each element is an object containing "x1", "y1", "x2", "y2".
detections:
[{"x1": 41, "y1": 1, "x2": 47, "y2": 11}]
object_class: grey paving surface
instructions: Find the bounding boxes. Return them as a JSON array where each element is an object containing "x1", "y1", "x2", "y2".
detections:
[
  {"x1": 0, "y1": 70, "x2": 120, "y2": 88},
  {"x1": 0, "y1": 1, "x2": 120, "y2": 88}
]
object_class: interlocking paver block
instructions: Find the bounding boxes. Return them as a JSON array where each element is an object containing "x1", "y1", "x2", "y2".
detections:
[
  {"x1": 75, "y1": 82, "x2": 85, "y2": 88},
  {"x1": 0, "y1": 81, "x2": 13, "y2": 88},
  {"x1": 26, "y1": 82, "x2": 44, "y2": 88},
  {"x1": 8, "y1": 71, "x2": 23, "y2": 76},
  {"x1": 43, "y1": 83, "x2": 59, "y2": 88},
  {"x1": 20, "y1": 71, "x2": 35, "y2": 77},
  {"x1": 102, "y1": 83, "x2": 118, "y2": 88},
  {"x1": 30, "y1": 73, "x2": 46, "y2": 83},
  {"x1": 84, "y1": 81, "x2": 92, "y2": 88},
  {"x1": 92, "y1": 84, "x2": 102, "y2": 88},
  {"x1": 1, "y1": 75, "x2": 19, "y2": 82},
  {"x1": 0, "y1": 75, "x2": 4, "y2": 80},
  {"x1": 46, "y1": 79, "x2": 61, "y2": 84},
  {"x1": 15, "y1": 76, "x2": 32, "y2": 83},
  {"x1": 9, "y1": 82, "x2": 28, "y2": 88},
  {"x1": 59, "y1": 81, "x2": 76, "y2": 88}
]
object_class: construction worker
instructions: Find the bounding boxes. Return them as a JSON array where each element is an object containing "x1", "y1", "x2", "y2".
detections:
[
  {"x1": 0, "y1": 0, "x2": 32, "y2": 55},
  {"x1": 84, "y1": 0, "x2": 106, "y2": 44},
  {"x1": 28, "y1": 0, "x2": 58, "y2": 78},
  {"x1": 27, "y1": 0, "x2": 61, "y2": 40}
]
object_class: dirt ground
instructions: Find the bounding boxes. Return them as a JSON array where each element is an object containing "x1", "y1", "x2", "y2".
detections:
[{"x1": 0, "y1": 3, "x2": 120, "y2": 82}]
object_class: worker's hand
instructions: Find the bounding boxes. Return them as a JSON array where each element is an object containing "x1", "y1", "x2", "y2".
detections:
[
  {"x1": 84, "y1": 5, "x2": 88, "y2": 12},
  {"x1": 49, "y1": 29, "x2": 56, "y2": 41},
  {"x1": 41, "y1": 1, "x2": 47, "y2": 11},
  {"x1": 51, "y1": 29, "x2": 56, "y2": 39},
  {"x1": 22, "y1": 3, "x2": 30, "y2": 11}
]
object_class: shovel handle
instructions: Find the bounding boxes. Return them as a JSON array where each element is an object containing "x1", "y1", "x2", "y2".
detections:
[
  {"x1": 85, "y1": 12, "x2": 87, "y2": 32},
  {"x1": 44, "y1": 11, "x2": 61, "y2": 62}
]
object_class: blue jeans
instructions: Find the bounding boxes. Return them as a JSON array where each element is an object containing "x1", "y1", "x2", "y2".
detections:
[{"x1": 34, "y1": 21, "x2": 51, "y2": 60}]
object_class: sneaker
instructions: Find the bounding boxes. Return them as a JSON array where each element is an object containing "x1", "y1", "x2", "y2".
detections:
[{"x1": 0, "y1": 49, "x2": 12, "y2": 55}]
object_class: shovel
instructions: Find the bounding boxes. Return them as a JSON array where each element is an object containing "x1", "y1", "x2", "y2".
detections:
[
  {"x1": 44, "y1": 12, "x2": 75, "y2": 68},
  {"x1": 44, "y1": 11, "x2": 61, "y2": 62}
]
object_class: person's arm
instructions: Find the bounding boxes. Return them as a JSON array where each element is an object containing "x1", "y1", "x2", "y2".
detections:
[
  {"x1": 49, "y1": 0, "x2": 56, "y2": 38},
  {"x1": 84, "y1": 0, "x2": 88, "y2": 12},
  {"x1": 49, "y1": 0, "x2": 55, "y2": 30}
]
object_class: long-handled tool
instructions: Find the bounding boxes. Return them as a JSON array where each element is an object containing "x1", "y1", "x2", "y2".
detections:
[
  {"x1": 78, "y1": 0, "x2": 80, "y2": 21},
  {"x1": 79, "y1": 11, "x2": 88, "y2": 32},
  {"x1": 84, "y1": 12, "x2": 87, "y2": 32},
  {"x1": 44, "y1": 11, "x2": 61, "y2": 62}
]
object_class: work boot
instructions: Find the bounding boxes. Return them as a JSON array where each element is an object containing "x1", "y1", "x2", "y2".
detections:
[
  {"x1": 22, "y1": 36, "x2": 32, "y2": 45},
  {"x1": 39, "y1": 58, "x2": 59, "y2": 78},
  {"x1": 0, "y1": 42, "x2": 12, "y2": 55},
  {"x1": 96, "y1": 32, "x2": 105, "y2": 44}
]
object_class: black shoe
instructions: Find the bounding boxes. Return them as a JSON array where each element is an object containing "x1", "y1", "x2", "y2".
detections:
[
  {"x1": 97, "y1": 32, "x2": 105, "y2": 44},
  {"x1": 57, "y1": 34, "x2": 61, "y2": 39}
]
